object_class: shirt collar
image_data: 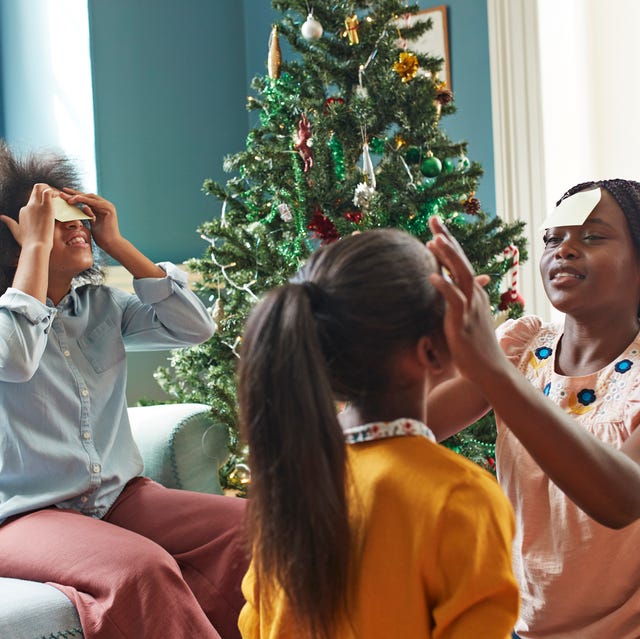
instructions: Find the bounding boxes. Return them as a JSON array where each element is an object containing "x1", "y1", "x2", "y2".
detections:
[
  {"x1": 343, "y1": 418, "x2": 436, "y2": 445},
  {"x1": 47, "y1": 287, "x2": 80, "y2": 315}
]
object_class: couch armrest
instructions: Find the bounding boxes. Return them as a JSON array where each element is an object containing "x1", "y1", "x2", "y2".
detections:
[
  {"x1": 127, "y1": 403, "x2": 228, "y2": 495},
  {"x1": 0, "y1": 578, "x2": 83, "y2": 639}
]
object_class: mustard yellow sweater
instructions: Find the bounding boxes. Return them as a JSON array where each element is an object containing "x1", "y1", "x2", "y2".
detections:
[{"x1": 239, "y1": 435, "x2": 519, "y2": 638}]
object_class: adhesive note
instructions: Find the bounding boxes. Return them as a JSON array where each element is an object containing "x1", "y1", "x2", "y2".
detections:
[
  {"x1": 51, "y1": 197, "x2": 92, "y2": 222},
  {"x1": 540, "y1": 188, "x2": 601, "y2": 230}
]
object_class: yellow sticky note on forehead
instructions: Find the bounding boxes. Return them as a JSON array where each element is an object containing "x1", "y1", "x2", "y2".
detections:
[
  {"x1": 51, "y1": 197, "x2": 92, "y2": 222},
  {"x1": 540, "y1": 188, "x2": 601, "y2": 230}
]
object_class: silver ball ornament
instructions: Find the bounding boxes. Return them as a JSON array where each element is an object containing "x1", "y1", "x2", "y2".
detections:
[{"x1": 301, "y1": 13, "x2": 323, "y2": 40}]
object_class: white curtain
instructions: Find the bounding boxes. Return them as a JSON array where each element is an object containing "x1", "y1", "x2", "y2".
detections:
[{"x1": 487, "y1": 0, "x2": 550, "y2": 319}]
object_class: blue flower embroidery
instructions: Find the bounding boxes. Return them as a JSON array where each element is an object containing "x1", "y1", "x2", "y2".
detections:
[
  {"x1": 577, "y1": 389, "x2": 596, "y2": 406},
  {"x1": 543, "y1": 382, "x2": 551, "y2": 396},
  {"x1": 535, "y1": 347, "x2": 553, "y2": 360},
  {"x1": 615, "y1": 359, "x2": 633, "y2": 373}
]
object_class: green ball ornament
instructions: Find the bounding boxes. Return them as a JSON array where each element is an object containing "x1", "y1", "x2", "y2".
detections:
[
  {"x1": 404, "y1": 146, "x2": 421, "y2": 164},
  {"x1": 420, "y1": 155, "x2": 442, "y2": 177},
  {"x1": 443, "y1": 157, "x2": 457, "y2": 174},
  {"x1": 450, "y1": 213, "x2": 466, "y2": 227}
]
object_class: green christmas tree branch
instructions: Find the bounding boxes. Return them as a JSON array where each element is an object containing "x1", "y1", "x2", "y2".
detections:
[{"x1": 156, "y1": 0, "x2": 528, "y2": 490}]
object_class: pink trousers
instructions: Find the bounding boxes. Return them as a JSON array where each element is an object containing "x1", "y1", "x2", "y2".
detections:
[{"x1": 0, "y1": 477, "x2": 248, "y2": 639}]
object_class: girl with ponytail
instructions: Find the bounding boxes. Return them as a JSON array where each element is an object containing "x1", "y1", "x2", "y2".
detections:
[{"x1": 237, "y1": 228, "x2": 519, "y2": 639}]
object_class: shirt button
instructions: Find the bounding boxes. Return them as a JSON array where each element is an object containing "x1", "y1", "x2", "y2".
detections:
[
  {"x1": 80, "y1": 495, "x2": 88, "y2": 503},
  {"x1": 81, "y1": 389, "x2": 89, "y2": 397},
  {"x1": 63, "y1": 350, "x2": 70, "y2": 357},
  {"x1": 92, "y1": 464, "x2": 101, "y2": 473},
  {"x1": 82, "y1": 432, "x2": 91, "y2": 440}
]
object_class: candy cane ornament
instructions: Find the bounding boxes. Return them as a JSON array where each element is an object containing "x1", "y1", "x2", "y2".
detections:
[{"x1": 498, "y1": 245, "x2": 525, "y2": 311}]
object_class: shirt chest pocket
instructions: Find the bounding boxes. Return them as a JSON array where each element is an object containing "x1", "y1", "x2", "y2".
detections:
[{"x1": 77, "y1": 317, "x2": 126, "y2": 373}]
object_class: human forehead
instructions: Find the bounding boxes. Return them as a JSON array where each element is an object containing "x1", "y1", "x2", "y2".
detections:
[
  {"x1": 542, "y1": 187, "x2": 625, "y2": 231},
  {"x1": 544, "y1": 194, "x2": 629, "y2": 242}
]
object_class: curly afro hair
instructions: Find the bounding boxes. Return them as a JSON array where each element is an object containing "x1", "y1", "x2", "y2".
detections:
[{"x1": 0, "y1": 141, "x2": 103, "y2": 295}]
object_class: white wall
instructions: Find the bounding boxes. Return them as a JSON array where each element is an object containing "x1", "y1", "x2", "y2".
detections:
[
  {"x1": 538, "y1": 0, "x2": 593, "y2": 206},
  {"x1": 488, "y1": 0, "x2": 551, "y2": 319},
  {"x1": 538, "y1": 0, "x2": 640, "y2": 203},
  {"x1": 587, "y1": 0, "x2": 640, "y2": 181},
  {"x1": 538, "y1": 0, "x2": 640, "y2": 320}
]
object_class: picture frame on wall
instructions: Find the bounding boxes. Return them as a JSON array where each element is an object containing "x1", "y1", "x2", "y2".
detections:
[{"x1": 398, "y1": 5, "x2": 451, "y2": 88}]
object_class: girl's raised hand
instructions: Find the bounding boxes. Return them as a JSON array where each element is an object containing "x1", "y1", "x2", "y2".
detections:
[
  {"x1": 0, "y1": 183, "x2": 57, "y2": 251},
  {"x1": 63, "y1": 188, "x2": 165, "y2": 280},
  {"x1": 427, "y1": 216, "x2": 505, "y2": 380},
  {"x1": 61, "y1": 188, "x2": 122, "y2": 254}
]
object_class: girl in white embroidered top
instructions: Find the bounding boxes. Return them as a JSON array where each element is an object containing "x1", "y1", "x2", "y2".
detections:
[{"x1": 426, "y1": 182, "x2": 640, "y2": 639}]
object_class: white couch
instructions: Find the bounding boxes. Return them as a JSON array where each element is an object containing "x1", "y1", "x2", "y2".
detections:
[{"x1": 0, "y1": 403, "x2": 230, "y2": 639}]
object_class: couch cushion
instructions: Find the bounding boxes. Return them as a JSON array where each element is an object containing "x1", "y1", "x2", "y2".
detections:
[
  {"x1": 0, "y1": 578, "x2": 83, "y2": 638},
  {"x1": 128, "y1": 403, "x2": 228, "y2": 494}
]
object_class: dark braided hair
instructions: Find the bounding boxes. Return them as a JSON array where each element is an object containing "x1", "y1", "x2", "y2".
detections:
[
  {"x1": 558, "y1": 179, "x2": 640, "y2": 254},
  {"x1": 0, "y1": 141, "x2": 103, "y2": 295}
]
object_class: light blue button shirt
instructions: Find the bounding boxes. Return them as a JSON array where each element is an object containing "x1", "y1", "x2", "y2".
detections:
[{"x1": 0, "y1": 263, "x2": 215, "y2": 523}]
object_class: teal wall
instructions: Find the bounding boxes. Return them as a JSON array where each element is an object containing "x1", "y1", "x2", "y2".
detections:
[
  {"x1": 88, "y1": 0, "x2": 249, "y2": 264},
  {"x1": 0, "y1": 1, "x2": 494, "y2": 403},
  {"x1": 90, "y1": 0, "x2": 495, "y2": 404},
  {"x1": 439, "y1": 0, "x2": 495, "y2": 216},
  {"x1": 88, "y1": 0, "x2": 252, "y2": 403},
  {"x1": 89, "y1": 1, "x2": 495, "y2": 269}
]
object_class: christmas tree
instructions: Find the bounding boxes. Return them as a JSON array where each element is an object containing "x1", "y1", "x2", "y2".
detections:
[{"x1": 155, "y1": 0, "x2": 527, "y2": 492}]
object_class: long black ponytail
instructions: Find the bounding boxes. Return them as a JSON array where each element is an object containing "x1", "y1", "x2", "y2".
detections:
[{"x1": 238, "y1": 282, "x2": 350, "y2": 639}]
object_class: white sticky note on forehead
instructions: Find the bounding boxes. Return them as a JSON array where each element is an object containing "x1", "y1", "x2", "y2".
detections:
[
  {"x1": 51, "y1": 197, "x2": 92, "y2": 222},
  {"x1": 540, "y1": 188, "x2": 601, "y2": 231}
]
